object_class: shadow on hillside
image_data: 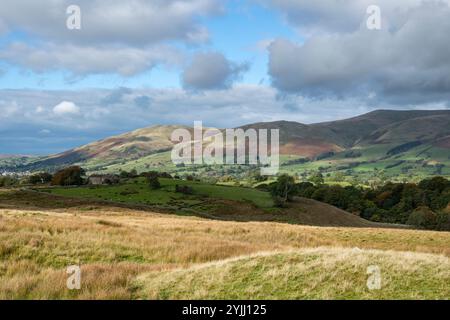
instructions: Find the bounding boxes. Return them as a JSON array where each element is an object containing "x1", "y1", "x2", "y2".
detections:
[
  {"x1": 0, "y1": 189, "x2": 407, "y2": 229},
  {"x1": 0, "y1": 189, "x2": 172, "y2": 213}
]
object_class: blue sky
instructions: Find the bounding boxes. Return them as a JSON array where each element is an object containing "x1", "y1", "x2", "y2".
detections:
[
  {"x1": 1, "y1": 0, "x2": 450, "y2": 154},
  {"x1": 0, "y1": 1, "x2": 299, "y2": 90}
]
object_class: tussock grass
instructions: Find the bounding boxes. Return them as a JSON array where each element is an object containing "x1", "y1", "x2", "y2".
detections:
[
  {"x1": 136, "y1": 247, "x2": 450, "y2": 300},
  {"x1": 96, "y1": 220, "x2": 123, "y2": 228},
  {"x1": 1, "y1": 207, "x2": 449, "y2": 299}
]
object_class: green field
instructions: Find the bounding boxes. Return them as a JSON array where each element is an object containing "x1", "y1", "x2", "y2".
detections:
[
  {"x1": 44, "y1": 178, "x2": 274, "y2": 213},
  {"x1": 2, "y1": 141, "x2": 449, "y2": 189},
  {"x1": 79, "y1": 144, "x2": 450, "y2": 187},
  {"x1": 278, "y1": 144, "x2": 450, "y2": 185}
]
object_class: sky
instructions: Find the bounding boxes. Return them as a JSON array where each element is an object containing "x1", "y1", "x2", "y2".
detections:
[{"x1": 1, "y1": 0, "x2": 450, "y2": 155}]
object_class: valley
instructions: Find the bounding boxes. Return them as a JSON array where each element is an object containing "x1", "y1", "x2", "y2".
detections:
[{"x1": 2, "y1": 110, "x2": 450, "y2": 185}]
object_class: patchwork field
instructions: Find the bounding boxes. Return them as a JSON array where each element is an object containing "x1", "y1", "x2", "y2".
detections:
[{"x1": 0, "y1": 187, "x2": 449, "y2": 299}]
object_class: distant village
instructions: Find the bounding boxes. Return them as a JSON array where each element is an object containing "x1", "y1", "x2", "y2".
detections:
[
  {"x1": 0, "y1": 167, "x2": 122, "y2": 187},
  {"x1": 0, "y1": 170, "x2": 31, "y2": 177}
]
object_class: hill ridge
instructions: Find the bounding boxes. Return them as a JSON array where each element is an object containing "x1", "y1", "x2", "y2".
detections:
[{"x1": 5, "y1": 109, "x2": 450, "y2": 176}]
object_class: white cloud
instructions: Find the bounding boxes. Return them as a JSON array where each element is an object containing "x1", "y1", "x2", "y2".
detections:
[
  {"x1": 1, "y1": 86, "x2": 448, "y2": 154},
  {"x1": 53, "y1": 101, "x2": 80, "y2": 116},
  {"x1": 254, "y1": 39, "x2": 275, "y2": 52},
  {"x1": 0, "y1": 100, "x2": 22, "y2": 119},
  {"x1": 0, "y1": 42, "x2": 182, "y2": 77}
]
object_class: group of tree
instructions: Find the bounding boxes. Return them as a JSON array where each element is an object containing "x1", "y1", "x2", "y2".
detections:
[
  {"x1": 28, "y1": 172, "x2": 53, "y2": 185},
  {"x1": 51, "y1": 166, "x2": 85, "y2": 186},
  {"x1": 175, "y1": 184, "x2": 194, "y2": 195},
  {"x1": 144, "y1": 171, "x2": 161, "y2": 190},
  {"x1": 267, "y1": 175, "x2": 450, "y2": 230},
  {"x1": 270, "y1": 174, "x2": 296, "y2": 207},
  {"x1": 0, "y1": 175, "x2": 20, "y2": 187},
  {"x1": 119, "y1": 169, "x2": 138, "y2": 179}
]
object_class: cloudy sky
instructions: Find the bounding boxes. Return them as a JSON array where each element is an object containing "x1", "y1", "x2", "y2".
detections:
[{"x1": 1, "y1": 0, "x2": 450, "y2": 154}]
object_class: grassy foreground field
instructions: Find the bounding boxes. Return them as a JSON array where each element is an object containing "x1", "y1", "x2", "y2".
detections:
[
  {"x1": 0, "y1": 188, "x2": 449, "y2": 299},
  {"x1": 137, "y1": 248, "x2": 450, "y2": 299}
]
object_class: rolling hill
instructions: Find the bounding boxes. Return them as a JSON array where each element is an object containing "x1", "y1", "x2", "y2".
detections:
[
  {"x1": 2, "y1": 109, "x2": 450, "y2": 181},
  {"x1": 25, "y1": 177, "x2": 382, "y2": 228},
  {"x1": 136, "y1": 247, "x2": 450, "y2": 299}
]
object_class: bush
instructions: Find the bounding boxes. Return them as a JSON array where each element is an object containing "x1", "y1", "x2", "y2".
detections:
[
  {"x1": 0, "y1": 176, "x2": 19, "y2": 187},
  {"x1": 308, "y1": 172, "x2": 324, "y2": 185},
  {"x1": 255, "y1": 183, "x2": 271, "y2": 191},
  {"x1": 271, "y1": 174, "x2": 296, "y2": 207},
  {"x1": 361, "y1": 206, "x2": 378, "y2": 220},
  {"x1": 141, "y1": 171, "x2": 172, "y2": 179},
  {"x1": 419, "y1": 176, "x2": 450, "y2": 193},
  {"x1": 407, "y1": 206, "x2": 437, "y2": 229},
  {"x1": 436, "y1": 206, "x2": 450, "y2": 231},
  {"x1": 119, "y1": 170, "x2": 131, "y2": 179},
  {"x1": 29, "y1": 172, "x2": 53, "y2": 185},
  {"x1": 129, "y1": 169, "x2": 138, "y2": 178},
  {"x1": 146, "y1": 172, "x2": 161, "y2": 190},
  {"x1": 175, "y1": 184, "x2": 193, "y2": 195},
  {"x1": 158, "y1": 172, "x2": 173, "y2": 179},
  {"x1": 51, "y1": 166, "x2": 85, "y2": 186}
]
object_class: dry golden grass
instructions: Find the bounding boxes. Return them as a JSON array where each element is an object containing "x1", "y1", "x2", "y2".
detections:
[
  {"x1": 136, "y1": 247, "x2": 450, "y2": 300},
  {"x1": 1, "y1": 206, "x2": 449, "y2": 299}
]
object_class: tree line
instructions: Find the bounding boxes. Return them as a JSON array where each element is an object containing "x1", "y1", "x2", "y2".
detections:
[{"x1": 266, "y1": 174, "x2": 450, "y2": 230}]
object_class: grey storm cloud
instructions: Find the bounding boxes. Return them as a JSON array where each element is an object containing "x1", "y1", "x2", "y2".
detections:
[
  {"x1": 182, "y1": 52, "x2": 250, "y2": 90},
  {"x1": 267, "y1": 1, "x2": 450, "y2": 105},
  {"x1": 264, "y1": 0, "x2": 433, "y2": 34},
  {"x1": 134, "y1": 95, "x2": 153, "y2": 109},
  {"x1": 101, "y1": 87, "x2": 133, "y2": 105}
]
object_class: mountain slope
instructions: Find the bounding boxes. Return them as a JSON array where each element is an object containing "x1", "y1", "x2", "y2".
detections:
[
  {"x1": 24, "y1": 125, "x2": 190, "y2": 169},
  {"x1": 6, "y1": 110, "x2": 450, "y2": 178},
  {"x1": 245, "y1": 110, "x2": 450, "y2": 150},
  {"x1": 314, "y1": 109, "x2": 450, "y2": 147},
  {"x1": 358, "y1": 113, "x2": 450, "y2": 145}
]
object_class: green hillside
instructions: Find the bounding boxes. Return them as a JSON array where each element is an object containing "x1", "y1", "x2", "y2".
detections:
[
  {"x1": 41, "y1": 177, "x2": 383, "y2": 227},
  {"x1": 2, "y1": 110, "x2": 450, "y2": 185}
]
